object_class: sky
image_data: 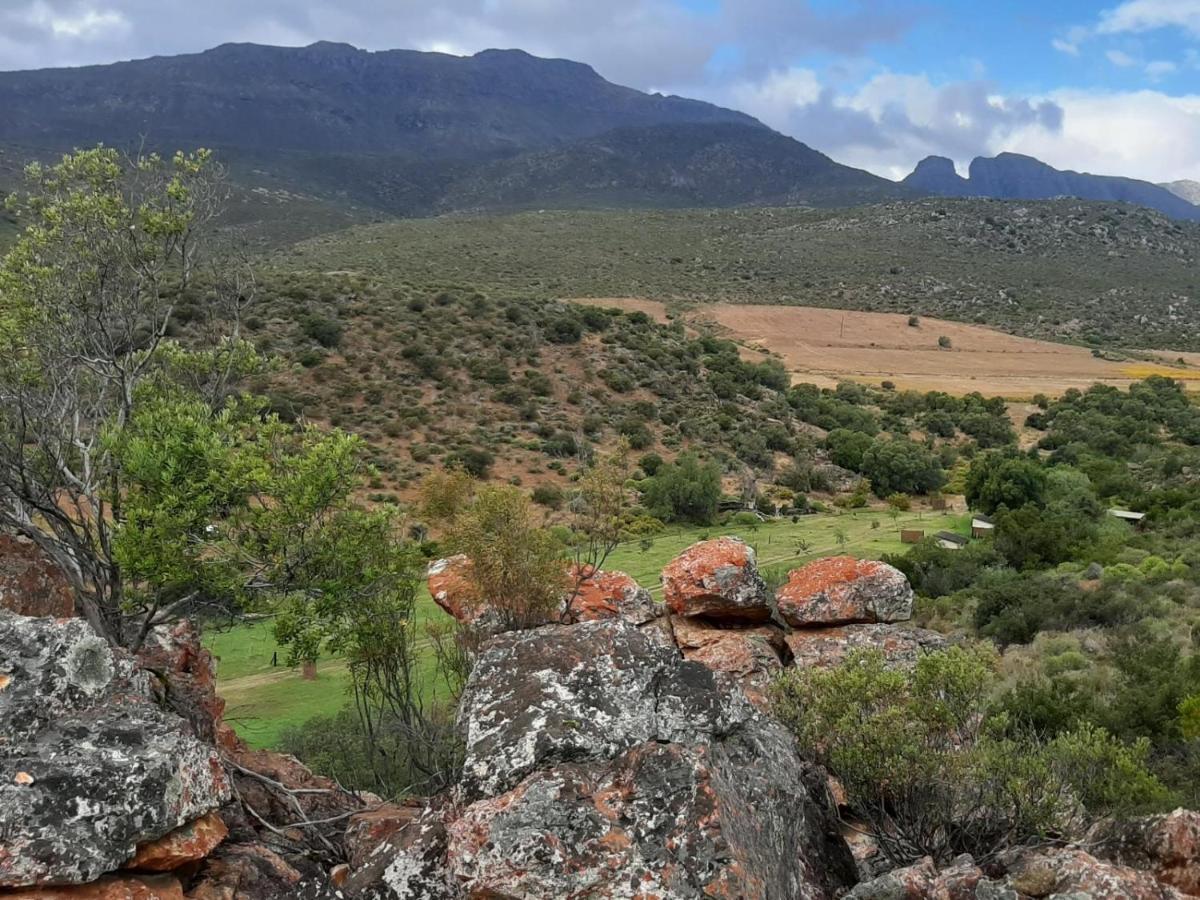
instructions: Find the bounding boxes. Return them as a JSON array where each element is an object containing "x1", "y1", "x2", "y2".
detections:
[{"x1": 3, "y1": 0, "x2": 1200, "y2": 183}]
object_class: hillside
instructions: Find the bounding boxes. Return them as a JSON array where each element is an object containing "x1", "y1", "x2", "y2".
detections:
[
  {"x1": 1163, "y1": 179, "x2": 1200, "y2": 205},
  {"x1": 438, "y1": 121, "x2": 908, "y2": 211},
  {"x1": 283, "y1": 199, "x2": 1200, "y2": 350},
  {"x1": 905, "y1": 153, "x2": 1200, "y2": 222}
]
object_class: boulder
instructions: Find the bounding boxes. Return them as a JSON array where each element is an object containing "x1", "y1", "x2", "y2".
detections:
[
  {"x1": 1089, "y1": 808, "x2": 1200, "y2": 895},
  {"x1": 344, "y1": 803, "x2": 423, "y2": 871},
  {"x1": 184, "y1": 843, "x2": 330, "y2": 900},
  {"x1": 136, "y1": 620, "x2": 225, "y2": 744},
  {"x1": 444, "y1": 737, "x2": 851, "y2": 899},
  {"x1": 785, "y1": 624, "x2": 948, "y2": 670},
  {"x1": 1, "y1": 873, "x2": 185, "y2": 899},
  {"x1": 564, "y1": 564, "x2": 661, "y2": 625},
  {"x1": 426, "y1": 555, "x2": 489, "y2": 627},
  {"x1": 776, "y1": 556, "x2": 913, "y2": 628},
  {"x1": 0, "y1": 534, "x2": 74, "y2": 618},
  {"x1": 125, "y1": 812, "x2": 228, "y2": 873},
  {"x1": 671, "y1": 616, "x2": 785, "y2": 709},
  {"x1": 661, "y1": 537, "x2": 771, "y2": 622},
  {"x1": 382, "y1": 619, "x2": 856, "y2": 899},
  {"x1": 845, "y1": 855, "x2": 983, "y2": 900},
  {"x1": 455, "y1": 620, "x2": 753, "y2": 800},
  {"x1": 997, "y1": 846, "x2": 1187, "y2": 899},
  {"x1": 0, "y1": 610, "x2": 230, "y2": 888}
]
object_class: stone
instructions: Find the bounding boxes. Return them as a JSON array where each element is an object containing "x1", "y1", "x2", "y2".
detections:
[
  {"x1": 1089, "y1": 808, "x2": 1200, "y2": 895},
  {"x1": 344, "y1": 804, "x2": 423, "y2": 871},
  {"x1": 564, "y1": 564, "x2": 661, "y2": 625},
  {"x1": 776, "y1": 556, "x2": 913, "y2": 628},
  {"x1": 0, "y1": 534, "x2": 74, "y2": 618},
  {"x1": 0, "y1": 874, "x2": 185, "y2": 899},
  {"x1": 997, "y1": 847, "x2": 1187, "y2": 899},
  {"x1": 0, "y1": 610, "x2": 230, "y2": 888},
  {"x1": 346, "y1": 806, "x2": 455, "y2": 900},
  {"x1": 136, "y1": 620, "x2": 225, "y2": 744},
  {"x1": 661, "y1": 537, "x2": 771, "y2": 622},
  {"x1": 126, "y1": 812, "x2": 228, "y2": 873},
  {"x1": 455, "y1": 620, "x2": 753, "y2": 800},
  {"x1": 426, "y1": 555, "x2": 485, "y2": 626},
  {"x1": 846, "y1": 855, "x2": 983, "y2": 900},
  {"x1": 184, "y1": 843, "x2": 308, "y2": 900},
  {"x1": 443, "y1": 735, "x2": 854, "y2": 899},
  {"x1": 785, "y1": 624, "x2": 948, "y2": 670},
  {"x1": 671, "y1": 616, "x2": 785, "y2": 709}
]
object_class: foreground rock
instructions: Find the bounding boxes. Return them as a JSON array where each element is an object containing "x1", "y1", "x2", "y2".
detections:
[
  {"x1": 1090, "y1": 808, "x2": 1200, "y2": 895},
  {"x1": 776, "y1": 556, "x2": 913, "y2": 627},
  {"x1": 785, "y1": 623, "x2": 948, "y2": 670},
  {"x1": 662, "y1": 537, "x2": 772, "y2": 622},
  {"x1": 0, "y1": 610, "x2": 230, "y2": 888},
  {"x1": 0, "y1": 534, "x2": 74, "y2": 618},
  {"x1": 671, "y1": 616, "x2": 785, "y2": 708},
  {"x1": 847, "y1": 846, "x2": 1191, "y2": 899},
  {"x1": 379, "y1": 619, "x2": 856, "y2": 899}
]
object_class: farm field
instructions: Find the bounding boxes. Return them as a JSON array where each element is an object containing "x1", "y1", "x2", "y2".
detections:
[
  {"x1": 207, "y1": 506, "x2": 968, "y2": 748},
  {"x1": 574, "y1": 298, "x2": 1200, "y2": 398}
]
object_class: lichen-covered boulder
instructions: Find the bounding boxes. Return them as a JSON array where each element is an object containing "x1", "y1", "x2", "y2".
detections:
[
  {"x1": 0, "y1": 610, "x2": 230, "y2": 888},
  {"x1": 0, "y1": 534, "x2": 74, "y2": 618},
  {"x1": 564, "y1": 565, "x2": 661, "y2": 626},
  {"x1": 661, "y1": 537, "x2": 771, "y2": 622},
  {"x1": 381, "y1": 618, "x2": 856, "y2": 900},
  {"x1": 456, "y1": 620, "x2": 753, "y2": 800},
  {"x1": 845, "y1": 855, "x2": 983, "y2": 899},
  {"x1": 137, "y1": 619, "x2": 225, "y2": 744},
  {"x1": 426, "y1": 555, "x2": 489, "y2": 627},
  {"x1": 996, "y1": 847, "x2": 1187, "y2": 899},
  {"x1": 444, "y1": 734, "x2": 852, "y2": 899},
  {"x1": 671, "y1": 617, "x2": 785, "y2": 709},
  {"x1": 1089, "y1": 808, "x2": 1200, "y2": 896},
  {"x1": 776, "y1": 557, "x2": 913, "y2": 628},
  {"x1": 784, "y1": 623, "x2": 948, "y2": 670},
  {"x1": 125, "y1": 811, "x2": 227, "y2": 872},
  {"x1": 186, "y1": 843, "x2": 340, "y2": 900}
]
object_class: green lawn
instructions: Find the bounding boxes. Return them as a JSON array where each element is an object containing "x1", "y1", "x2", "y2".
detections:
[{"x1": 207, "y1": 507, "x2": 969, "y2": 748}]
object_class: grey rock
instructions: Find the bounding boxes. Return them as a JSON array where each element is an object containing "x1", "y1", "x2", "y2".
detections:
[{"x1": 0, "y1": 610, "x2": 230, "y2": 887}]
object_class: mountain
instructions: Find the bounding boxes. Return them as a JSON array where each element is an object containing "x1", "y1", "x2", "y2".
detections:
[
  {"x1": 1161, "y1": 179, "x2": 1200, "y2": 206},
  {"x1": 0, "y1": 42, "x2": 911, "y2": 219},
  {"x1": 438, "y1": 121, "x2": 909, "y2": 211},
  {"x1": 903, "y1": 152, "x2": 1200, "y2": 221}
]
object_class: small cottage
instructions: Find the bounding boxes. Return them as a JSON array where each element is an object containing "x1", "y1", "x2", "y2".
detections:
[
  {"x1": 935, "y1": 531, "x2": 969, "y2": 551},
  {"x1": 971, "y1": 515, "x2": 995, "y2": 539}
]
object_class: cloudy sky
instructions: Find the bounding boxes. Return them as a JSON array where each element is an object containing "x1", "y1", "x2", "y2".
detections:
[{"x1": 3, "y1": 0, "x2": 1200, "y2": 182}]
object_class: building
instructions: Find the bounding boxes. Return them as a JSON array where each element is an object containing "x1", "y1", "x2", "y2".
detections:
[
  {"x1": 935, "y1": 531, "x2": 969, "y2": 551},
  {"x1": 971, "y1": 515, "x2": 995, "y2": 539},
  {"x1": 900, "y1": 529, "x2": 924, "y2": 544},
  {"x1": 1108, "y1": 509, "x2": 1146, "y2": 526}
]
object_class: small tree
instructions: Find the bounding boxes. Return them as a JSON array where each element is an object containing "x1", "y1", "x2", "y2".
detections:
[
  {"x1": 938, "y1": 335, "x2": 953, "y2": 349},
  {"x1": 422, "y1": 471, "x2": 567, "y2": 629},
  {"x1": 564, "y1": 441, "x2": 631, "y2": 617}
]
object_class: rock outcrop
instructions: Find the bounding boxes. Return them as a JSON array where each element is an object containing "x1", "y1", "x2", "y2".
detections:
[
  {"x1": 0, "y1": 534, "x2": 74, "y2": 618},
  {"x1": 785, "y1": 623, "x2": 948, "y2": 670},
  {"x1": 776, "y1": 556, "x2": 913, "y2": 627},
  {"x1": 377, "y1": 619, "x2": 857, "y2": 899},
  {"x1": 1090, "y1": 808, "x2": 1200, "y2": 896},
  {"x1": 671, "y1": 616, "x2": 785, "y2": 708},
  {"x1": 661, "y1": 537, "x2": 772, "y2": 622},
  {"x1": 564, "y1": 564, "x2": 661, "y2": 625},
  {"x1": 0, "y1": 610, "x2": 230, "y2": 888}
]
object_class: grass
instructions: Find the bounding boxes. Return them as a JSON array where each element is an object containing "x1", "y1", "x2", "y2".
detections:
[{"x1": 208, "y1": 506, "x2": 968, "y2": 748}]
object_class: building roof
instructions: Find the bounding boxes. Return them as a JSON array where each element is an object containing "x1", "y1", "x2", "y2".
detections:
[
  {"x1": 971, "y1": 514, "x2": 995, "y2": 525},
  {"x1": 1107, "y1": 509, "x2": 1146, "y2": 522},
  {"x1": 935, "y1": 531, "x2": 969, "y2": 545}
]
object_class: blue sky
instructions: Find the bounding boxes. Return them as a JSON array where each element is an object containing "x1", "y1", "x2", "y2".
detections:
[{"x1": 3, "y1": 0, "x2": 1200, "y2": 182}]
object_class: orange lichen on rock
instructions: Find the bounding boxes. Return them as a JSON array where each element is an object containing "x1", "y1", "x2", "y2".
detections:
[
  {"x1": 661, "y1": 538, "x2": 770, "y2": 622},
  {"x1": 127, "y1": 811, "x2": 227, "y2": 873},
  {"x1": 776, "y1": 556, "x2": 913, "y2": 628}
]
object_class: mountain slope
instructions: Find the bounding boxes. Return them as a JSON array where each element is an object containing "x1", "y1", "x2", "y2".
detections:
[
  {"x1": 0, "y1": 42, "x2": 757, "y2": 159},
  {"x1": 439, "y1": 122, "x2": 910, "y2": 211},
  {"x1": 904, "y1": 152, "x2": 1200, "y2": 221},
  {"x1": 1162, "y1": 179, "x2": 1200, "y2": 206},
  {"x1": 0, "y1": 42, "x2": 904, "y2": 219}
]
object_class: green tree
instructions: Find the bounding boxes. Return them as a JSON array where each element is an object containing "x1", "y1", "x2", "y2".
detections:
[
  {"x1": 860, "y1": 437, "x2": 945, "y2": 496},
  {"x1": 641, "y1": 453, "x2": 722, "y2": 525},
  {"x1": 965, "y1": 453, "x2": 1048, "y2": 515},
  {"x1": 825, "y1": 428, "x2": 875, "y2": 471}
]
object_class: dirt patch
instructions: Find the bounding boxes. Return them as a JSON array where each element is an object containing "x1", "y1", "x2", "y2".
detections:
[{"x1": 629, "y1": 303, "x2": 1198, "y2": 399}]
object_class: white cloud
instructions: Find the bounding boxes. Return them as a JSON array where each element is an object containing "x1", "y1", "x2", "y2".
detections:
[
  {"x1": 1145, "y1": 59, "x2": 1177, "y2": 78},
  {"x1": 1052, "y1": 37, "x2": 1080, "y2": 56},
  {"x1": 1001, "y1": 88, "x2": 1200, "y2": 182},
  {"x1": 1106, "y1": 49, "x2": 1137, "y2": 67},
  {"x1": 1097, "y1": 0, "x2": 1200, "y2": 37}
]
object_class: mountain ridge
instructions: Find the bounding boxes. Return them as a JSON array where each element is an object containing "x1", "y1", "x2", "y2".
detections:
[{"x1": 904, "y1": 152, "x2": 1200, "y2": 221}]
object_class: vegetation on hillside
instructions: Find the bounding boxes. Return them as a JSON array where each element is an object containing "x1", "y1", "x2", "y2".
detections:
[{"x1": 285, "y1": 200, "x2": 1200, "y2": 350}]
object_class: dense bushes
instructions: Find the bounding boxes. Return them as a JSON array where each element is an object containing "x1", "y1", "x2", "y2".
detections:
[
  {"x1": 640, "y1": 453, "x2": 722, "y2": 524},
  {"x1": 772, "y1": 647, "x2": 1169, "y2": 867}
]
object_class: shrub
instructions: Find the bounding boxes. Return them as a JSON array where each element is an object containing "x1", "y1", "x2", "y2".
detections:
[
  {"x1": 771, "y1": 647, "x2": 1168, "y2": 867},
  {"x1": 445, "y1": 447, "x2": 494, "y2": 479},
  {"x1": 641, "y1": 453, "x2": 722, "y2": 525},
  {"x1": 300, "y1": 313, "x2": 344, "y2": 348},
  {"x1": 938, "y1": 335, "x2": 952, "y2": 349},
  {"x1": 531, "y1": 483, "x2": 564, "y2": 509}
]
